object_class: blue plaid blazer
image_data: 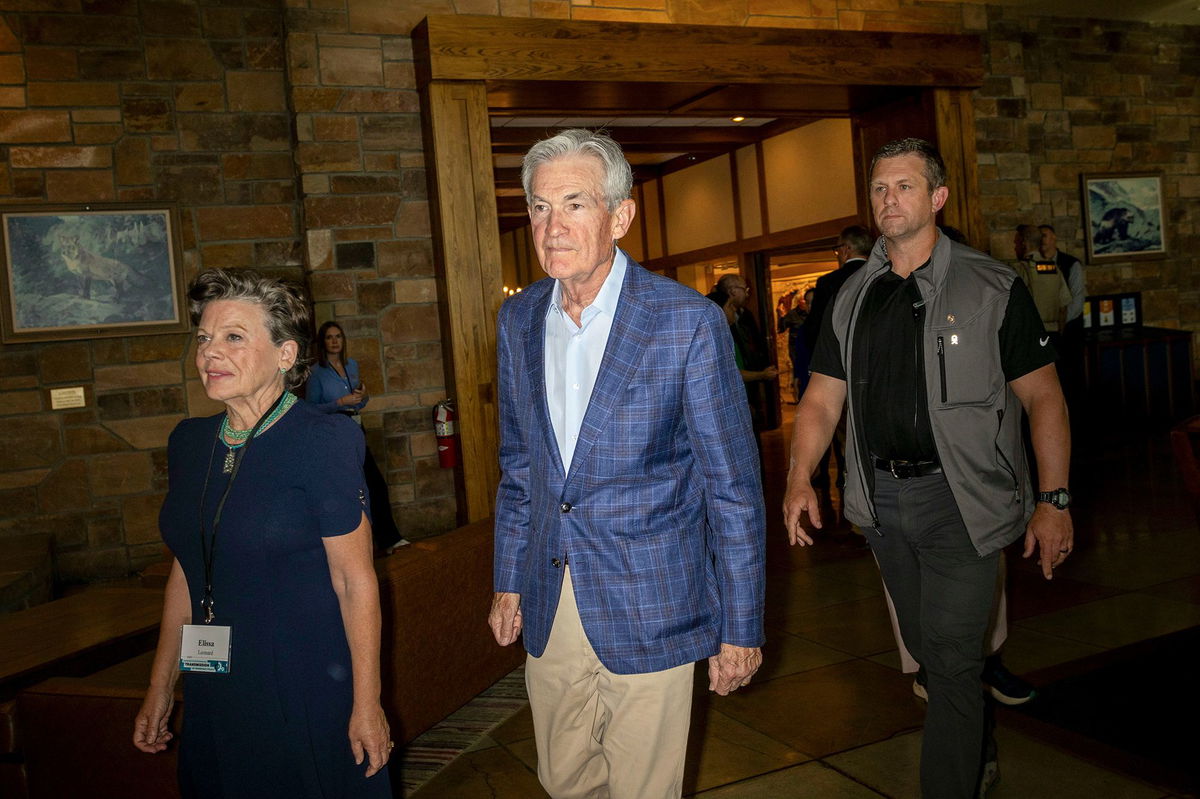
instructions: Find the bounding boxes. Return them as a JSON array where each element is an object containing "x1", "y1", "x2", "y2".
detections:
[{"x1": 494, "y1": 257, "x2": 765, "y2": 675}]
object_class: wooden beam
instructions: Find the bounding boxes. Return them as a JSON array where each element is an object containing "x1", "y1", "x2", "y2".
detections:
[
  {"x1": 415, "y1": 16, "x2": 984, "y2": 88},
  {"x1": 641, "y1": 215, "x2": 858, "y2": 272},
  {"x1": 418, "y1": 80, "x2": 503, "y2": 524},
  {"x1": 934, "y1": 88, "x2": 985, "y2": 250},
  {"x1": 488, "y1": 125, "x2": 778, "y2": 149}
]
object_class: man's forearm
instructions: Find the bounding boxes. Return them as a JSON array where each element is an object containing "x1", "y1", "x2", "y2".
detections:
[{"x1": 1027, "y1": 388, "x2": 1070, "y2": 489}]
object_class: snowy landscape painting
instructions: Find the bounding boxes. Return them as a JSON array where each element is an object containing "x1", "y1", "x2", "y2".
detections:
[
  {"x1": 1, "y1": 206, "x2": 186, "y2": 343},
  {"x1": 1082, "y1": 173, "x2": 1166, "y2": 263}
]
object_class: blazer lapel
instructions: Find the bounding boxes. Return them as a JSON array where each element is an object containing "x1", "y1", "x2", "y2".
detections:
[
  {"x1": 565, "y1": 264, "x2": 653, "y2": 486},
  {"x1": 523, "y1": 286, "x2": 566, "y2": 480}
]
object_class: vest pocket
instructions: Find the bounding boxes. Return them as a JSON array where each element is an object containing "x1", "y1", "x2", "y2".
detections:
[
  {"x1": 937, "y1": 336, "x2": 948, "y2": 403},
  {"x1": 929, "y1": 321, "x2": 1002, "y2": 407}
]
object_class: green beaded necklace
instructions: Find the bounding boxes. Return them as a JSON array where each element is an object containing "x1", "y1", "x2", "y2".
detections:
[{"x1": 219, "y1": 392, "x2": 298, "y2": 473}]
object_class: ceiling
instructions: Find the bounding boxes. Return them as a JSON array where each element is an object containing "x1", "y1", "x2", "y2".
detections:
[
  {"x1": 487, "y1": 81, "x2": 923, "y2": 232},
  {"x1": 485, "y1": 2, "x2": 1198, "y2": 233}
]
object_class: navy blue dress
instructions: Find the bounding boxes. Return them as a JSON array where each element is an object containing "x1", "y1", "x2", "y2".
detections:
[{"x1": 159, "y1": 401, "x2": 392, "y2": 798}]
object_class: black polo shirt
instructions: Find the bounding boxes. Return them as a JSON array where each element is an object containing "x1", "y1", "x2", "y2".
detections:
[{"x1": 811, "y1": 263, "x2": 1054, "y2": 462}]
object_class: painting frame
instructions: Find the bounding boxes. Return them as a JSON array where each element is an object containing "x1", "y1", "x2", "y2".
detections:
[
  {"x1": 1081, "y1": 172, "x2": 1166, "y2": 264},
  {"x1": 0, "y1": 203, "x2": 187, "y2": 344}
]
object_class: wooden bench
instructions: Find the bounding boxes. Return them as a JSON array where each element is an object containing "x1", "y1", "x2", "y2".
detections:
[
  {"x1": 11, "y1": 517, "x2": 520, "y2": 798},
  {"x1": 0, "y1": 587, "x2": 163, "y2": 703}
]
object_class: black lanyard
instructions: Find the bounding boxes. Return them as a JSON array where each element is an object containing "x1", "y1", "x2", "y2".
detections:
[{"x1": 197, "y1": 391, "x2": 288, "y2": 624}]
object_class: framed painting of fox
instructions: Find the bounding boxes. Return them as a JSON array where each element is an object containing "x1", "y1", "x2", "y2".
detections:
[{"x1": 1, "y1": 204, "x2": 187, "y2": 343}]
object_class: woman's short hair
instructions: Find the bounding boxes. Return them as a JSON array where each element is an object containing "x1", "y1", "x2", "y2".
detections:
[
  {"x1": 521, "y1": 129, "x2": 633, "y2": 212},
  {"x1": 187, "y1": 268, "x2": 312, "y2": 390},
  {"x1": 314, "y1": 320, "x2": 347, "y2": 367}
]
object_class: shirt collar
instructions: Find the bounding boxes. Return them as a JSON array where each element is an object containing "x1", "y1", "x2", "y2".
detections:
[{"x1": 547, "y1": 247, "x2": 628, "y2": 320}]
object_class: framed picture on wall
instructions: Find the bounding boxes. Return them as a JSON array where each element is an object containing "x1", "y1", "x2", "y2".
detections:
[
  {"x1": 0, "y1": 204, "x2": 187, "y2": 343},
  {"x1": 1081, "y1": 173, "x2": 1166, "y2": 263}
]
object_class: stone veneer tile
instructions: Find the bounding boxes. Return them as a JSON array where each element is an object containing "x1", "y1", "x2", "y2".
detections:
[
  {"x1": 94, "y1": 361, "x2": 183, "y2": 392},
  {"x1": 226, "y1": 70, "x2": 286, "y2": 112},
  {"x1": 103, "y1": 414, "x2": 185, "y2": 450},
  {"x1": 318, "y1": 46, "x2": 383, "y2": 86},
  {"x1": 10, "y1": 145, "x2": 112, "y2": 169},
  {"x1": 36, "y1": 459, "x2": 91, "y2": 513},
  {"x1": 122, "y1": 492, "x2": 168, "y2": 544},
  {"x1": 175, "y1": 82, "x2": 225, "y2": 112},
  {"x1": 28, "y1": 81, "x2": 120, "y2": 107},
  {"x1": 89, "y1": 451, "x2": 154, "y2": 497},
  {"x1": 38, "y1": 342, "x2": 92, "y2": 384},
  {"x1": 0, "y1": 110, "x2": 71, "y2": 143},
  {"x1": 46, "y1": 170, "x2": 116, "y2": 202},
  {"x1": 0, "y1": 390, "x2": 42, "y2": 416},
  {"x1": 0, "y1": 469, "x2": 50, "y2": 490},
  {"x1": 65, "y1": 426, "x2": 128, "y2": 456},
  {"x1": 346, "y1": 0, "x2": 444, "y2": 34},
  {"x1": 0, "y1": 417, "x2": 62, "y2": 471},
  {"x1": 197, "y1": 204, "x2": 294, "y2": 240},
  {"x1": 145, "y1": 38, "x2": 223, "y2": 80}
]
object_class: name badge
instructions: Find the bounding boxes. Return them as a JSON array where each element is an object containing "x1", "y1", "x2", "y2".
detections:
[{"x1": 179, "y1": 624, "x2": 232, "y2": 673}]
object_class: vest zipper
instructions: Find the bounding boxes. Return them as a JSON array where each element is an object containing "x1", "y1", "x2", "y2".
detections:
[{"x1": 936, "y1": 335, "x2": 947, "y2": 403}]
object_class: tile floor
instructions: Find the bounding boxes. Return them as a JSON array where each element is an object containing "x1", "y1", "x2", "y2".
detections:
[{"x1": 411, "y1": 411, "x2": 1198, "y2": 798}]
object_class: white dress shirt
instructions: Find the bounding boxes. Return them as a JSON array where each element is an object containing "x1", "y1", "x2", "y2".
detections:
[{"x1": 544, "y1": 249, "x2": 628, "y2": 473}]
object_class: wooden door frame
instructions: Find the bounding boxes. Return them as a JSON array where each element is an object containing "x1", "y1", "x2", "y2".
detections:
[{"x1": 412, "y1": 14, "x2": 983, "y2": 523}]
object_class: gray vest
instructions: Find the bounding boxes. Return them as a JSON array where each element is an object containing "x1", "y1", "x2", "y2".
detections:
[{"x1": 830, "y1": 233, "x2": 1033, "y2": 556}]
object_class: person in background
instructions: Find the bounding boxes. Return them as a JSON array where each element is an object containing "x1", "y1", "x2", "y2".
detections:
[
  {"x1": 1013, "y1": 225, "x2": 1070, "y2": 346},
  {"x1": 802, "y1": 225, "x2": 872, "y2": 520},
  {"x1": 308, "y1": 321, "x2": 409, "y2": 553},
  {"x1": 133, "y1": 268, "x2": 392, "y2": 797},
  {"x1": 1040, "y1": 223, "x2": 1086, "y2": 408},
  {"x1": 777, "y1": 288, "x2": 813, "y2": 403}
]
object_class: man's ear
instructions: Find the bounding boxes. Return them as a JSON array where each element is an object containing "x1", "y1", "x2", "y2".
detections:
[
  {"x1": 931, "y1": 185, "x2": 949, "y2": 214},
  {"x1": 611, "y1": 198, "x2": 636, "y2": 241}
]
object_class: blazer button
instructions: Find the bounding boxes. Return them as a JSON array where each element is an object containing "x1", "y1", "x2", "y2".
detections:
[
  {"x1": 551, "y1": 558, "x2": 562, "y2": 568},
  {"x1": 560, "y1": 502, "x2": 572, "y2": 513}
]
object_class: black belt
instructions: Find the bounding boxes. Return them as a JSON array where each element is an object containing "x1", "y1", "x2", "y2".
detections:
[{"x1": 874, "y1": 458, "x2": 942, "y2": 479}]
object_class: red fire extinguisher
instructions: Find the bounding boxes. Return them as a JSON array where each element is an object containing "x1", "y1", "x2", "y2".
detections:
[{"x1": 433, "y1": 399, "x2": 458, "y2": 468}]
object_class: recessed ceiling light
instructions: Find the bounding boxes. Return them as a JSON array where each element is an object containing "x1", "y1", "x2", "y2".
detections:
[{"x1": 731, "y1": 116, "x2": 746, "y2": 123}]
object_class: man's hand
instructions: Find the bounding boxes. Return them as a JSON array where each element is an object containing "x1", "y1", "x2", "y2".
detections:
[
  {"x1": 488, "y1": 591, "x2": 523, "y2": 646},
  {"x1": 782, "y1": 478, "x2": 818, "y2": 546},
  {"x1": 707, "y1": 643, "x2": 763, "y2": 696},
  {"x1": 1022, "y1": 504, "x2": 1073, "y2": 580}
]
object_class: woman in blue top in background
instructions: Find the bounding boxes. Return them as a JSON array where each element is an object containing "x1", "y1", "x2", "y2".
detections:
[
  {"x1": 309, "y1": 322, "x2": 368, "y2": 414},
  {"x1": 309, "y1": 321, "x2": 408, "y2": 553}
]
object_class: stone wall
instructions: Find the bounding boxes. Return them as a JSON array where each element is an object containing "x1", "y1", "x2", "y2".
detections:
[
  {"x1": 0, "y1": 0, "x2": 453, "y2": 587},
  {"x1": 0, "y1": 0, "x2": 1196, "y2": 586},
  {"x1": 976, "y1": 8, "x2": 1199, "y2": 329}
]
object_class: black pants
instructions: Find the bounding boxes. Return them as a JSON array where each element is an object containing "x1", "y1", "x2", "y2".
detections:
[
  {"x1": 867, "y1": 471, "x2": 999, "y2": 799},
  {"x1": 363, "y1": 444, "x2": 401, "y2": 551}
]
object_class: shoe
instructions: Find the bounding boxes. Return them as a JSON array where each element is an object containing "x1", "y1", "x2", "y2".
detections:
[
  {"x1": 982, "y1": 656, "x2": 1036, "y2": 705},
  {"x1": 912, "y1": 666, "x2": 928, "y2": 702},
  {"x1": 384, "y1": 538, "x2": 412, "y2": 555},
  {"x1": 977, "y1": 759, "x2": 1000, "y2": 797}
]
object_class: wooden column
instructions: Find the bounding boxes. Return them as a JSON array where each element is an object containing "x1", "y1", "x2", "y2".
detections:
[
  {"x1": 419, "y1": 80, "x2": 502, "y2": 523},
  {"x1": 934, "y1": 88, "x2": 985, "y2": 250}
]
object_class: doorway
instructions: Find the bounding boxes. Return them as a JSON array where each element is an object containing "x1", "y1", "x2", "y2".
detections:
[{"x1": 413, "y1": 14, "x2": 984, "y2": 521}]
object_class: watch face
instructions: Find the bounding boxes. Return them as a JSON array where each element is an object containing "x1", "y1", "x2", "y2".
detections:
[{"x1": 1040, "y1": 488, "x2": 1071, "y2": 509}]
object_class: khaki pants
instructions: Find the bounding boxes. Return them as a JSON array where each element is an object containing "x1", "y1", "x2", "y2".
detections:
[{"x1": 525, "y1": 567, "x2": 694, "y2": 799}]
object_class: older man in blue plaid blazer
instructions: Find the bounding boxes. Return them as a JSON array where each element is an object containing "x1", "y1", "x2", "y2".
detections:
[{"x1": 489, "y1": 129, "x2": 765, "y2": 799}]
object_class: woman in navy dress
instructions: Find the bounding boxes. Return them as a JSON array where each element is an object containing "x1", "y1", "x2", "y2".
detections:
[{"x1": 133, "y1": 269, "x2": 393, "y2": 798}]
